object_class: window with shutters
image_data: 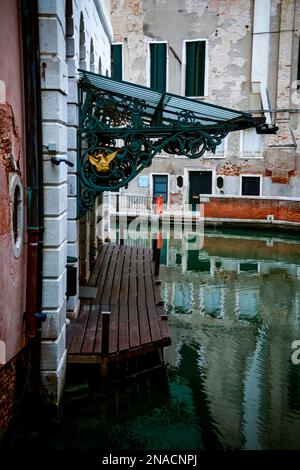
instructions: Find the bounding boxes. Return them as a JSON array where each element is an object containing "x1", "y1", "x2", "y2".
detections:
[
  {"x1": 149, "y1": 42, "x2": 167, "y2": 92},
  {"x1": 204, "y1": 135, "x2": 228, "y2": 159},
  {"x1": 184, "y1": 40, "x2": 207, "y2": 97},
  {"x1": 111, "y1": 44, "x2": 122, "y2": 80},
  {"x1": 240, "y1": 128, "x2": 262, "y2": 158},
  {"x1": 241, "y1": 175, "x2": 261, "y2": 196}
]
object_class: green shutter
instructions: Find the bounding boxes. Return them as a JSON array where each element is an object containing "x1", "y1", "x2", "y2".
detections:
[
  {"x1": 111, "y1": 45, "x2": 122, "y2": 80},
  {"x1": 185, "y1": 41, "x2": 206, "y2": 96},
  {"x1": 150, "y1": 43, "x2": 166, "y2": 92}
]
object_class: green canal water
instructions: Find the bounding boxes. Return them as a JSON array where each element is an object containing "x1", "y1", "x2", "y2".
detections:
[{"x1": 11, "y1": 229, "x2": 300, "y2": 450}]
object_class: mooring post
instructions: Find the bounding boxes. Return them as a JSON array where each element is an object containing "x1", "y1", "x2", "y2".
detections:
[
  {"x1": 152, "y1": 238, "x2": 157, "y2": 262},
  {"x1": 102, "y1": 310, "x2": 110, "y2": 355},
  {"x1": 155, "y1": 249, "x2": 160, "y2": 276},
  {"x1": 120, "y1": 223, "x2": 124, "y2": 246},
  {"x1": 101, "y1": 309, "x2": 111, "y2": 377},
  {"x1": 152, "y1": 234, "x2": 161, "y2": 276}
]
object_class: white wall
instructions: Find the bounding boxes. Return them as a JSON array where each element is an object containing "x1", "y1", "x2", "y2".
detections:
[{"x1": 39, "y1": 0, "x2": 112, "y2": 405}]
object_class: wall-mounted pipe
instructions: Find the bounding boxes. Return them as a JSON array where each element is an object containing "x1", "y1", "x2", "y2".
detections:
[{"x1": 20, "y1": 0, "x2": 44, "y2": 392}]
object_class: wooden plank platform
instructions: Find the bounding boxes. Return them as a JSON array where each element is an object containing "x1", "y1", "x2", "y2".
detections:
[{"x1": 66, "y1": 244, "x2": 171, "y2": 366}]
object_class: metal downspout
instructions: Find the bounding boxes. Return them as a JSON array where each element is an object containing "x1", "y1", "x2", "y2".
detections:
[{"x1": 21, "y1": 0, "x2": 44, "y2": 396}]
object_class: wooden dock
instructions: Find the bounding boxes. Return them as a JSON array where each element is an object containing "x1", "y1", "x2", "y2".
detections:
[{"x1": 66, "y1": 244, "x2": 171, "y2": 372}]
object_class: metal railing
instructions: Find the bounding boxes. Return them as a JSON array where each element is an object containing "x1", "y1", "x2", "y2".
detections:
[{"x1": 110, "y1": 193, "x2": 153, "y2": 215}]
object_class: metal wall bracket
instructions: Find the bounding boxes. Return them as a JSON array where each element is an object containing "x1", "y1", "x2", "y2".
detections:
[{"x1": 77, "y1": 71, "x2": 262, "y2": 217}]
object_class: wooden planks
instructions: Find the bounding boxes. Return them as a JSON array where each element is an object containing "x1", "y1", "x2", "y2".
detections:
[
  {"x1": 68, "y1": 305, "x2": 90, "y2": 354},
  {"x1": 81, "y1": 305, "x2": 100, "y2": 354},
  {"x1": 67, "y1": 243, "x2": 171, "y2": 363}
]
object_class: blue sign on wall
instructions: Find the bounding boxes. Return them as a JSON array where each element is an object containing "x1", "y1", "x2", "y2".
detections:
[{"x1": 138, "y1": 176, "x2": 149, "y2": 187}]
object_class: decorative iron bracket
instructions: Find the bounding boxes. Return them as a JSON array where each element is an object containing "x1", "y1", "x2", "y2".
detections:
[{"x1": 77, "y1": 72, "x2": 258, "y2": 217}]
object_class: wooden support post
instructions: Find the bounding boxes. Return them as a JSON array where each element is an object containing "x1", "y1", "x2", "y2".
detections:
[
  {"x1": 155, "y1": 248, "x2": 160, "y2": 276},
  {"x1": 101, "y1": 357, "x2": 109, "y2": 378},
  {"x1": 101, "y1": 310, "x2": 111, "y2": 355},
  {"x1": 152, "y1": 234, "x2": 161, "y2": 275},
  {"x1": 120, "y1": 223, "x2": 124, "y2": 246},
  {"x1": 152, "y1": 238, "x2": 157, "y2": 262}
]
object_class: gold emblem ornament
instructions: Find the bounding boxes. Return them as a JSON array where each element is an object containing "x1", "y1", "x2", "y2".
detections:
[{"x1": 88, "y1": 149, "x2": 118, "y2": 172}]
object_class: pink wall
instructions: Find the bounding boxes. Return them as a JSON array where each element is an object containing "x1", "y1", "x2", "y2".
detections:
[
  {"x1": 0, "y1": 0, "x2": 24, "y2": 135},
  {"x1": 0, "y1": 0, "x2": 27, "y2": 365}
]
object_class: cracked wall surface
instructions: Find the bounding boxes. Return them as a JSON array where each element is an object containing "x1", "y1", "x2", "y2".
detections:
[
  {"x1": 0, "y1": 0, "x2": 27, "y2": 367},
  {"x1": 0, "y1": 0, "x2": 27, "y2": 439},
  {"x1": 111, "y1": 0, "x2": 300, "y2": 203}
]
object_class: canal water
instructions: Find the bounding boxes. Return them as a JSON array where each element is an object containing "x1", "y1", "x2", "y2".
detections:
[{"x1": 10, "y1": 229, "x2": 300, "y2": 450}]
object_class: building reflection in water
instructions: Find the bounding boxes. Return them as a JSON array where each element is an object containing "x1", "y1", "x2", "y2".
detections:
[
  {"x1": 116, "y1": 228, "x2": 300, "y2": 449},
  {"x1": 160, "y1": 230, "x2": 300, "y2": 449}
]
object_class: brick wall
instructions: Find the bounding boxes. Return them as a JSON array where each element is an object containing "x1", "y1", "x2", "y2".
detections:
[
  {"x1": 0, "y1": 358, "x2": 17, "y2": 439},
  {"x1": 0, "y1": 346, "x2": 30, "y2": 442},
  {"x1": 204, "y1": 197, "x2": 300, "y2": 224}
]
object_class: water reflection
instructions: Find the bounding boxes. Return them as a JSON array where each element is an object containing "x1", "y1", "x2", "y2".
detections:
[
  {"x1": 11, "y1": 229, "x2": 300, "y2": 450},
  {"x1": 160, "y1": 229, "x2": 300, "y2": 449}
]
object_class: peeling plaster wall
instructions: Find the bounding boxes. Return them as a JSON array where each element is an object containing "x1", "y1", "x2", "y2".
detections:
[
  {"x1": 0, "y1": 0, "x2": 27, "y2": 439},
  {"x1": 111, "y1": 0, "x2": 300, "y2": 206},
  {"x1": 0, "y1": 0, "x2": 27, "y2": 366}
]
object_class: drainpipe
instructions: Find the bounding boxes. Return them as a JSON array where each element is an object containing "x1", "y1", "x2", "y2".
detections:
[{"x1": 21, "y1": 0, "x2": 44, "y2": 394}]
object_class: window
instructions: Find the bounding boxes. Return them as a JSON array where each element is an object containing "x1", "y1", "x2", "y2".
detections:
[
  {"x1": 9, "y1": 174, "x2": 23, "y2": 258},
  {"x1": 13, "y1": 185, "x2": 20, "y2": 243},
  {"x1": 241, "y1": 128, "x2": 262, "y2": 157},
  {"x1": 237, "y1": 290, "x2": 259, "y2": 320},
  {"x1": 111, "y1": 44, "x2": 122, "y2": 80},
  {"x1": 90, "y1": 38, "x2": 95, "y2": 72},
  {"x1": 152, "y1": 174, "x2": 168, "y2": 203},
  {"x1": 79, "y1": 12, "x2": 86, "y2": 69},
  {"x1": 204, "y1": 135, "x2": 227, "y2": 158},
  {"x1": 241, "y1": 176, "x2": 261, "y2": 196},
  {"x1": 297, "y1": 38, "x2": 300, "y2": 89},
  {"x1": 150, "y1": 43, "x2": 167, "y2": 92},
  {"x1": 204, "y1": 287, "x2": 222, "y2": 317},
  {"x1": 185, "y1": 40, "x2": 206, "y2": 97}
]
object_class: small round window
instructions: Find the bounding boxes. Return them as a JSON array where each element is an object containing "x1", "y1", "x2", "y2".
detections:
[{"x1": 9, "y1": 175, "x2": 23, "y2": 257}]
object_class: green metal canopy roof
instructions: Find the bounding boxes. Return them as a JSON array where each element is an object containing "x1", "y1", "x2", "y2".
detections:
[
  {"x1": 77, "y1": 70, "x2": 263, "y2": 217},
  {"x1": 79, "y1": 70, "x2": 255, "y2": 131}
]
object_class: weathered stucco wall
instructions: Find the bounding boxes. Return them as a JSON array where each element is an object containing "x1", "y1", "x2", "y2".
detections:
[
  {"x1": 111, "y1": 0, "x2": 300, "y2": 207},
  {"x1": 0, "y1": 0, "x2": 27, "y2": 366},
  {"x1": 0, "y1": 0, "x2": 28, "y2": 440}
]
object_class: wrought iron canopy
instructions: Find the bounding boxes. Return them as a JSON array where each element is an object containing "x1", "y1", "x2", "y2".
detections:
[{"x1": 78, "y1": 70, "x2": 261, "y2": 216}]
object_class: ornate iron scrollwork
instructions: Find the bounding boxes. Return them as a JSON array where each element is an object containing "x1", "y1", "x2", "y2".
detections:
[{"x1": 77, "y1": 75, "x2": 253, "y2": 216}]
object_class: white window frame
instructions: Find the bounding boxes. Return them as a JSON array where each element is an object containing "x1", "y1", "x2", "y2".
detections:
[
  {"x1": 111, "y1": 42, "x2": 124, "y2": 80},
  {"x1": 204, "y1": 135, "x2": 228, "y2": 159},
  {"x1": 147, "y1": 41, "x2": 169, "y2": 92},
  {"x1": 150, "y1": 172, "x2": 170, "y2": 208},
  {"x1": 239, "y1": 129, "x2": 263, "y2": 159},
  {"x1": 237, "y1": 261, "x2": 260, "y2": 274},
  {"x1": 181, "y1": 38, "x2": 208, "y2": 98},
  {"x1": 235, "y1": 289, "x2": 260, "y2": 319},
  {"x1": 240, "y1": 174, "x2": 262, "y2": 196}
]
